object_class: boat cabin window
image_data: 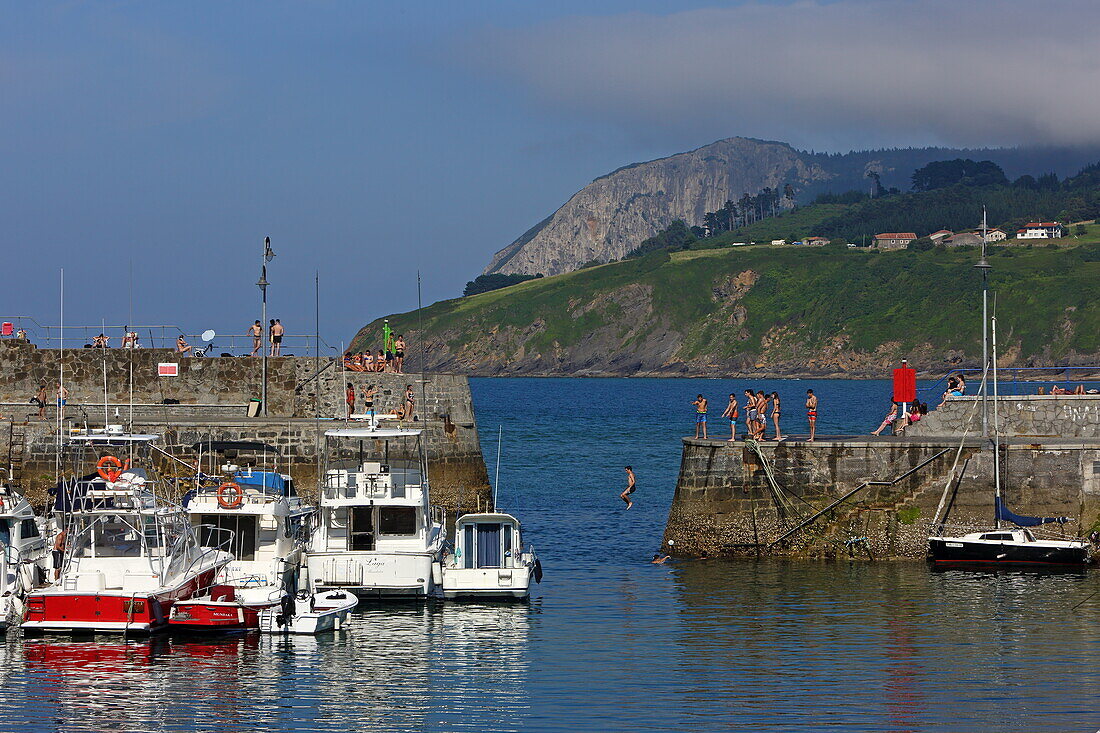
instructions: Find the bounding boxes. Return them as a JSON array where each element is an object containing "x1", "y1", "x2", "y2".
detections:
[
  {"x1": 349, "y1": 507, "x2": 374, "y2": 551},
  {"x1": 20, "y1": 518, "x2": 40, "y2": 540},
  {"x1": 379, "y1": 507, "x2": 417, "y2": 536},
  {"x1": 197, "y1": 514, "x2": 257, "y2": 561},
  {"x1": 0, "y1": 521, "x2": 10, "y2": 547},
  {"x1": 979, "y1": 533, "x2": 1014, "y2": 541}
]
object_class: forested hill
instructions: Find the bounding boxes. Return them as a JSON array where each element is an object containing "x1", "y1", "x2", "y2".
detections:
[{"x1": 353, "y1": 242, "x2": 1100, "y2": 378}]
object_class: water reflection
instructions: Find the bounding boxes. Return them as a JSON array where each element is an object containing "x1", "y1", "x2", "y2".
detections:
[{"x1": 3, "y1": 602, "x2": 535, "y2": 733}]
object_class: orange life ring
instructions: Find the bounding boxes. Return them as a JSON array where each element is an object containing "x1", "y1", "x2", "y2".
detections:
[
  {"x1": 96, "y1": 455, "x2": 129, "y2": 482},
  {"x1": 217, "y1": 482, "x2": 243, "y2": 509}
]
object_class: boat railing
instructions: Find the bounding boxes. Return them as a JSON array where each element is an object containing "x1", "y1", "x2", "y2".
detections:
[{"x1": 322, "y1": 467, "x2": 423, "y2": 501}]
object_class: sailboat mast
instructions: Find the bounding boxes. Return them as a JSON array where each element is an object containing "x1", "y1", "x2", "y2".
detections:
[{"x1": 991, "y1": 313, "x2": 1001, "y2": 529}]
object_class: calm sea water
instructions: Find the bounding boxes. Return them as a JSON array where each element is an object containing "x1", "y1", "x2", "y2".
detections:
[{"x1": 2, "y1": 378, "x2": 1097, "y2": 733}]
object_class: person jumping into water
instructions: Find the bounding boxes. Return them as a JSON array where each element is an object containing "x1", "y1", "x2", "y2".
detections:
[{"x1": 620, "y1": 466, "x2": 637, "y2": 509}]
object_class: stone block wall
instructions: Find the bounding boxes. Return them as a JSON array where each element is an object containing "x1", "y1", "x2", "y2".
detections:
[
  {"x1": 665, "y1": 437, "x2": 1099, "y2": 559},
  {"x1": 908, "y1": 395, "x2": 1100, "y2": 438}
]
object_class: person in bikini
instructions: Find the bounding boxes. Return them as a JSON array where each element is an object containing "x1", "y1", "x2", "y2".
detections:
[
  {"x1": 692, "y1": 394, "x2": 708, "y2": 439},
  {"x1": 620, "y1": 466, "x2": 637, "y2": 509},
  {"x1": 806, "y1": 389, "x2": 818, "y2": 441},
  {"x1": 394, "y1": 335, "x2": 406, "y2": 374},
  {"x1": 770, "y1": 391, "x2": 782, "y2": 440},
  {"x1": 722, "y1": 393, "x2": 739, "y2": 441},
  {"x1": 376, "y1": 350, "x2": 386, "y2": 372},
  {"x1": 403, "y1": 384, "x2": 415, "y2": 422},
  {"x1": 362, "y1": 384, "x2": 377, "y2": 422},
  {"x1": 345, "y1": 383, "x2": 355, "y2": 418}
]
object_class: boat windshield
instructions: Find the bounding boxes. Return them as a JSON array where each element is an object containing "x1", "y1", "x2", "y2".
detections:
[{"x1": 69, "y1": 512, "x2": 195, "y2": 559}]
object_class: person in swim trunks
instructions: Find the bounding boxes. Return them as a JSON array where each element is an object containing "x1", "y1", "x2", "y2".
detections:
[
  {"x1": 722, "y1": 393, "x2": 739, "y2": 441},
  {"x1": 620, "y1": 466, "x2": 637, "y2": 509},
  {"x1": 806, "y1": 389, "x2": 818, "y2": 442},
  {"x1": 394, "y1": 335, "x2": 406, "y2": 374},
  {"x1": 692, "y1": 395, "x2": 708, "y2": 439},
  {"x1": 743, "y1": 389, "x2": 757, "y2": 439}
]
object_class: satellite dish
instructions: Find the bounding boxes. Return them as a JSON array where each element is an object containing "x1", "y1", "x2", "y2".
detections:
[{"x1": 201, "y1": 329, "x2": 216, "y2": 342}]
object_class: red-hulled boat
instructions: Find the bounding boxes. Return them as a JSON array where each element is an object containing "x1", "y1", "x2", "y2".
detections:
[
  {"x1": 22, "y1": 431, "x2": 233, "y2": 635},
  {"x1": 169, "y1": 584, "x2": 283, "y2": 632}
]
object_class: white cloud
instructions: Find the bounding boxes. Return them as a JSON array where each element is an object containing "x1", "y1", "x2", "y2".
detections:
[{"x1": 461, "y1": 0, "x2": 1100, "y2": 149}]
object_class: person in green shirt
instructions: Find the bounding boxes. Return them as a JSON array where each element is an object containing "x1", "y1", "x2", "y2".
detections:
[{"x1": 382, "y1": 320, "x2": 395, "y2": 372}]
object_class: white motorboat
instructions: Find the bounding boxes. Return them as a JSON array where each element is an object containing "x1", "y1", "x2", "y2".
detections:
[
  {"x1": 0, "y1": 483, "x2": 50, "y2": 629},
  {"x1": 172, "y1": 440, "x2": 315, "y2": 632},
  {"x1": 305, "y1": 427, "x2": 445, "y2": 598},
  {"x1": 258, "y1": 589, "x2": 357, "y2": 634},
  {"x1": 22, "y1": 430, "x2": 234, "y2": 634},
  {"x1": 441, "y1": 513, "x2": 541, "y2": 600}
]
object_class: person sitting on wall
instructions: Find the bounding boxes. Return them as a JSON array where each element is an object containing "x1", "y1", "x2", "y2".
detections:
[
  {"x1": 176, "y1": 335, "x2": 192, "y2": 355},
  {"x1": 1074, "y1": 385, "x2": 1086, "y2": 395},
  {"x1": 1050, "y1": 385, "x2": 1067, "y2": 395},
  {"x1": 92, "y1": 333, "x2": 109, "y2": 348}
]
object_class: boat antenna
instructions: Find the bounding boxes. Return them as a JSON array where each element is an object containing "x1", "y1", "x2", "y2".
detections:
[
  {"x1": 340, "y1": 340, "x2": 348, "y2": 424},
  {"x1": 56, "y1": 268, "x2": 64, "y2": 481},
  {"x1": 991, "y1": 299, "x2": 1002, "y2": 529},
  {"x1": 102, "y1": 317, "x2": 109, "y2": 428},
  {"x1": 417, "y1": 270, "x2": 426, "y2": 425},
  {"x1": 314, "y1": 270, "x2": 321, "y2": 493},
  {"x1": 494, "y1": 425, "x2": 502, "y2": 510},
  {"x1": 128, "y1": 259, "x2": 134, "y2": 438}
]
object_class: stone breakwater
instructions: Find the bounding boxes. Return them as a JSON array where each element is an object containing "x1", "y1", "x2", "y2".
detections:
[
  {"x1": 664, "y1": 395, "x2": 1100, "y2": 560},
  {"x1": 0, "y1": 341, "x2": 489, "y2": 511}
]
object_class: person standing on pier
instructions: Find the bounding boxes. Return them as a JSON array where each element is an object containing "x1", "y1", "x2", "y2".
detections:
[
  {"x1": 394, "y1": 335, "x2": 406, "y2": 374},
  {"x1": 620, "y1": 466, "x2": 637, "y2": 509},
  {"x1": 722, "y1": 393, "x2": 739, "y2": 441},
  {"x1": 345, "y1": 383, "x2": 356, "y2": 418},
  {"x1": 770, "y1": 392, "x2": 782, "y2": 441},
  {"x1": 382, "y1": 320, "x2": 394, "y2": 372},
  {"x1": 34, "y1": 384, "x2": 47, "y2": 420},
  {"x1": 692, "y1": 394, "x2": 708, "y2": 439},
  {"x1": 403, "y1": 384, "x2": 415, "y2": 422},
  {"x1": 806, "y1": 389, "x2": 818, "y2": 441},
  {"x1": 249, "y1": 320, "x2": 263, "y2": 357},
  {"x1": 271, "y1": 319, "x2": 284, "y2": 356}
]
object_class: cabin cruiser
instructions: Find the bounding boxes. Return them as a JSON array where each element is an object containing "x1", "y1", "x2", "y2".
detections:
[
  {"x1": 305, "y1": 427, "x2": 445, "y2": 598},
  {"x1": 22, "y1": 430, "x2": 234, "y2": 634},
  {"x1": 171, "y1": 441, "x2": 315, "y2": 632},
  {"x1": 440, "y1": 513, "x2": 541, "y2": 600},
  {"x1": 0, "y1": 483, "x2": 49, "y2": 628}
]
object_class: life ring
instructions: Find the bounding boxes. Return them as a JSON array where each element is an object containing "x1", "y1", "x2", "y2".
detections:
[
  {"x1": 96, "y1": 455, "x2": 129, "y2": 482},
  {"x1": 217, "y1": 482, "x2": 243, "y2": 509}
]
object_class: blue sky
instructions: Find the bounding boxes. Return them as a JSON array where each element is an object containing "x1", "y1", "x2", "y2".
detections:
[{"x1": 2, "y1": 1, "x2": 1094, "y2": 349}]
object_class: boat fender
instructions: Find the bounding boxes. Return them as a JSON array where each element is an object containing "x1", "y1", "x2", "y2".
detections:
[
  {"x1": 96, "y1": 455, "x2": 129, "y2": 483},
  {"x1": 533, "y1": 558, "x2": 544, "y2": 584},
  {"x1": 217, "y1": 482, "x2": 243, "y2": 509},
  {"x1": 431, "y1": 561, "x2": 442, "y2": 587}
]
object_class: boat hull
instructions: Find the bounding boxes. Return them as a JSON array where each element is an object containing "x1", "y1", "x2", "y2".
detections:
[
  {"x1": 22, "y1": 566, "x2": 222, "y2": 635},
  {"x1": 307, "y1": 551, "x2": 437, "y2": 598},
  {"x1": 441, "y1": 566, "x2": 531, "y2": 600},
  {"x1": 168, "y1": 599, "x2": 278, "y2": 633},
  {"x1": 928, "y1": 538, "x2": 1091, "y2": 566},
  {"x1": 258, "y1": 591, "x2": 357, "y2": 635}
]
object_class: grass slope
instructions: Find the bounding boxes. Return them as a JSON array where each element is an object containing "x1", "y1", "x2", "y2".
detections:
[{"x1": 354, "y1": 243, "x2": 1100, "y2": 370}]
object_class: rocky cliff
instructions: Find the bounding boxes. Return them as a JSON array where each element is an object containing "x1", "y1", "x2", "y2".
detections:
[{"x1": 485, "y1": 137, "x2": 1100, "y2": 277}]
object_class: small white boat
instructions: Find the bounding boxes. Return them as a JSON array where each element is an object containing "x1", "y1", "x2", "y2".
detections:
[
  {"x1": 0, "y1": 483, "x2": 50, "y2": 629},
  {"x1": 441, "y1": 513, "x2": 541, "y2": 600},
  {"x1": 258, "y1": 589, "x2": 357, "y2": 635}
]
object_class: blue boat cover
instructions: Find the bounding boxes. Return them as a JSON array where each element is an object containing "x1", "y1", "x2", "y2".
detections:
[
  {"x1": 234, "y1": 470, "x2": 286, "y2": 493},
  {"x1": 995, "y1": 496, "x2": 1068, "y2": 527}
]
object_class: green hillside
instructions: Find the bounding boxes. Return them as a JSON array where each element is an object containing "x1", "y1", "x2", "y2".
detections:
[{"x1": 354, "y1": 242, "x2": 1100, "y2": 376}]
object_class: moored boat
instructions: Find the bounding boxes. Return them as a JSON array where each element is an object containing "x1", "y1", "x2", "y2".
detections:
[
  {"x1": 441, "y1": 513, "x2": 541, "y2": 600},
  {"x1": 305, "y1": 427, "x2": 445, "y2": 598},
  {"x1": 22, "y1": 431, "x2": 234, "y2": 635},
  {"x1": 171, "y1": 441, "x2": 315, "y2": 633},
  {"x1": 258, "y1": 589, "x2": 357, "y2": 635},
  {"x1": 0, "y1": 483, "x2": 50, "y2": 629}
]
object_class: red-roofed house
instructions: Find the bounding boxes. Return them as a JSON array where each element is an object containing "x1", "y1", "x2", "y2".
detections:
[
  {"x1": 874, "y1": 232, "x2": 918, "y2": 250},
  {"x1": 929, "y1": 229, "x2": 953, "y2": 243},
  {"x1": 805, "y1": 236, "x2": 830, "y2": 246},
  {"x1": 984, "y1": 228, "x2": 1007, "y2": 243},
  {"x1": 1016, "y1": 222, "x2": 1065, "y2": 239}
]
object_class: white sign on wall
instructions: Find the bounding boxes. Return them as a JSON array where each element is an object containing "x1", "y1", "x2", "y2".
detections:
[{"x1": 158, "y1": 363, "x2": 179, "y2": 377}]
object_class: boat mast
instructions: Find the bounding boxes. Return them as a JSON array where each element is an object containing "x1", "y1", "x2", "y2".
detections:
[
  {"x1": 975, "y1": 207, "x2": 991, "y2": 438},
  {"x1": 991, "y1": 313, "x2": 1001, "y2": 529}
]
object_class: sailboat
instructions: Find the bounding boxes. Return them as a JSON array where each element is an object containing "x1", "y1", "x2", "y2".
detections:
[{"x1": 927, "y1": 315, "x2": 1091, "y2": 567}]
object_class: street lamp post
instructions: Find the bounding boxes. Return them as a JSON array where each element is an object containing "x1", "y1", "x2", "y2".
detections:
[{"x1": 258, "y1": 236, "x2": 275, "y2": 416}]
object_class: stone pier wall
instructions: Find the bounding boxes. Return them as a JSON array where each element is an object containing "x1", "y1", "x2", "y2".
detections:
[
  {"x1": 665, "y1": 437, "x2": 1100, "y2": 559},
  {"x1": 907, "y1": 395, "x2": 1100, "y2": 438},
  {"x1": 0, "y1": 342, "x2": 490, "y2": 513}
]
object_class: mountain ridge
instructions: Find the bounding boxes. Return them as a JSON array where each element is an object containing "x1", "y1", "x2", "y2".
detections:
[{"x1": 485, "y1": 137, "x2": 1100, "y2": 277}]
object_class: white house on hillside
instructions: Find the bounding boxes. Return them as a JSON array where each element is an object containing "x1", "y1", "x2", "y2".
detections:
[
  {"x1": 1016, "y1": 222, "x2": 1065, "y2": 239},
  {"x1": 984, "y1": 228, "x2": 1007, "y2": 243}
]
